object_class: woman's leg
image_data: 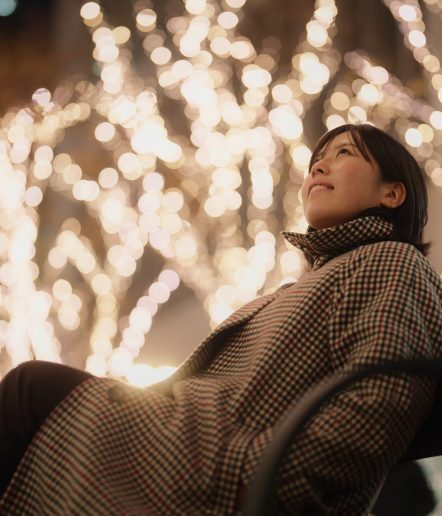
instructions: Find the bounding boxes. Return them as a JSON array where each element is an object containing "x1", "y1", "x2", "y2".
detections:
[{"x1": 0, "y1": 360, "x2": 92, "y2": 495}]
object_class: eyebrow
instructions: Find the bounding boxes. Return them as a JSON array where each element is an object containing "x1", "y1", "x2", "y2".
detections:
[{"x1": 314, "y1": 142, "x2": 359, "y2": 161}]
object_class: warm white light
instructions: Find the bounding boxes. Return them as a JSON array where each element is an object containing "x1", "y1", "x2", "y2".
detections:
[
  {"x1": 405, "y1": 127, "x2": 423, "y2": 147},
  {"x1": 126, "y1": 364, "x2": 177, "y2": 387},
  {"x1": 149, "y1": 228, "x2": 170, "y2": 250},
  {"x1": 163, "y1": 190, "x2": 184, "y2": 212},
  {"x1": 326, "y1": 114, "x2": 345, "y2": 129},
  {"x1": 314, "y1": 5, "x2": 337, "y2": 25},
  {"x1": 226, "y1": 0, "x2": 245, "y2": 7},
  {"x1": 73, "y1": 180, "x2": 100, "y2": 201},
  {"x1": 158, "y1": 270, "x2": 180, "y2": 291},
  {"x1": 85, "y1": 354, "x2": 107, "y2": 376},
  {"x1": 330, "y1": 91, "x2": 350, "y2": 110},
  {"x1": 210, "y1": 37, "x2": 231, "y2": 57},
  {"x1": 108, "y1": 348, "x2": 133, "y2": 377},
  {"x1": 53, "y1": 279, "x2": 72, "y2": 301},
  {"x1": 126, "y1": 364, "x2": 154, "y2": 387},
  {"x1": 95, "y1": 122, "x2": 115, "y2": 142},
  {"x1": 230, "y1": 39, "x2": 254, "y2": 60},
  {"x1": 431, "y1": 168, "x2": 442, "y2": 187},
  {"x1": 291, "y1": 145, "x2": 311, "y2": 168},
  {"x1": 185, "y1": 0, "x2": 206, "y2": 15},
  {"x1": 408, "y1": 30, "x2": 426, "y2": 48},
  {"x1": 418, "y1": 124, "x2": 433, "y2": 143},
  {"x1": 24, "y1": 186, "x2": 43, "y2": 207},
  {"x1": 149, "y1": 282, "x2": 170, "y2": 303},
  {"x1": 151, "y1": 47, "x2": 172, "y2": 65},
  {"x1": 242, "y1": 66, "x2": 272, "y2": 88},
  {"x1": 272, "y1": 84, "x2": 293, "y2": 103},
  {"x1": 80, "y1": 2, "x2": 100, "y2": 20},
  {"x1": 430, "y1": 111, "x2": 442, "y2": 130},
  {"x1": 218, "y1": 11, "x2": 238, "y2": 29},
  {"x1": 33, "y1": 161, "x2": 52, "y2": 180},
  {"x1": 306, "y1": 21, "x2": 328, "y2": 47},
  {"x1": 98, "y1": 168, "x2": 119, "y2": 188},
  {"x1": 280, "y1": 250, "x2": 302, "y2": 272},
  {"x1": 113, "y1": 26, "x2": 131, "y2": 44},
  {"x1": 129, "y1": 306, "x2": 152, "y2": 332},
  {"x1": 358, "y1": 84, "x2": 381, "y2": 105},
  {"x1": 48, "y1": 247, "x2": 67, "y2": 269},
  {"x1": 91, "y1": 273, "x2": 112, "y2": 295},
  {"x1": 369, "y1": 66, "x2": 389, "y2": 85},
  {"x1": 136, "y1": 9, "x2": 157, "y2": 31},
  {"x1": 398, "y1": 5, "x2": 417, "y2": 21},
  {"x1": 348, "y1": 106, "x2": 367, "y2": 123},
  {"x1": 269, "y1": 106, "x2": 303, "y2": 140},
  {"x1": 32, "y1": 88, "x2": 51, "y2": 107}
]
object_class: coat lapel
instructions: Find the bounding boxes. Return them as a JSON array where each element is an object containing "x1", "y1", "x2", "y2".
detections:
[{"x1": 153, "y1": 288, "x2": 284, "y2": 392}]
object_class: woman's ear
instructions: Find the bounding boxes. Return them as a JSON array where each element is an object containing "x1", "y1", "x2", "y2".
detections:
[{"x1": 380, "y1": 182, "x2": 406, "y2": 209}]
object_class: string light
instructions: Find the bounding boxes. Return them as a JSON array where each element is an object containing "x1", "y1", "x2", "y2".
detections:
[
  {"x1": 0, "y1": 0, "x2": 440, "y2": 387},
  {"x1": 383, "y1": 0, "x2": 441, "y2": 100}
]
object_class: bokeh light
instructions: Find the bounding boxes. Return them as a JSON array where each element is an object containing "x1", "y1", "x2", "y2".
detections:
[{"x1": 0, "y1": 0, "x2": 440, "y2": 390}]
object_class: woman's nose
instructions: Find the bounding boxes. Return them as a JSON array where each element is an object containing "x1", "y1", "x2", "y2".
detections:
[{"x1": 311, "y1": 161, "x2": 326, "y2": 176}]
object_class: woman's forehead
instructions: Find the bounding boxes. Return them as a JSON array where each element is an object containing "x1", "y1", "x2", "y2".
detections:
[
  {"x1": 321, "y1": 132, "x2": 353, "y2": 151},
  {"x1": 315, "y1": 131, "x2": 354, "y2": 158},
  {"x1": 330, "y1": 132, "x2": 354, "y2": 145}
]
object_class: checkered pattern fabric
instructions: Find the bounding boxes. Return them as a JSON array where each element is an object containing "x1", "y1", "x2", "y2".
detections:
[{"x1": 1, "y1": 215, "x2": 441, "y2": 515}]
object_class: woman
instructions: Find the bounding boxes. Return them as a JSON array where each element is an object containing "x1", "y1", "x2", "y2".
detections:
[{"x1": 1, "y1": 124, "x2": 441, "y2": 514}]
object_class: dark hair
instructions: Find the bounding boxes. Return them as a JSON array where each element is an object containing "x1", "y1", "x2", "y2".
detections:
[{"x1": 308, "y1": 123, "x2": 432, "y2": 258}]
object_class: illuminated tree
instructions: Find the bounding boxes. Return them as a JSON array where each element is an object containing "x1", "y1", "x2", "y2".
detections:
[{"x1": 0, "y1": 0, "x2": 440, "y2": 387}]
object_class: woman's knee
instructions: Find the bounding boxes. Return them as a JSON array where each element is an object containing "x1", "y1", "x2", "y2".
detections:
[
  {"x1": 1, "y1": 361, "x2": 65, "y2": 405},
  {"x1": 0, "y1": 361, "x2": 39, "y2": 440},
  {"x1": 3, "y1": 360, "x2": 90, "y2": 394},
  {"x1": 2, "y1": 360, "x2": 36, "y2": 383},
  {"x1": 1, "y1": 360, "x2": 59, "y2": 390},
  {"x1": 0, "y1": 361, "x2": 37, "y2": 406},
  {"x1": 0, "y1": 360, "x2": 91, "y2": 439}
]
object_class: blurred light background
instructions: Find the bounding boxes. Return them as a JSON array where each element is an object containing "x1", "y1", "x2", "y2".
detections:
[
  {"x1": 0, "y1": 0, "x2": 441, "y2": 376},
  {"x1": 0, "y1": 0, "x2": 441, "y2": 483},
  {"x1": 0, "y1": 0, "x2": 441, "y2": 379}
]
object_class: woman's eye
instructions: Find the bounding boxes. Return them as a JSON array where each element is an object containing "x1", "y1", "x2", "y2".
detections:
[{"x1": 337, "y1": 147, "x2": 350, "y2": 156}]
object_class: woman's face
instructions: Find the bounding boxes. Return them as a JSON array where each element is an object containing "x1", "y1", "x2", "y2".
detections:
[{"x1": 301, "y1": 132, "x2": 399, "y2": 230}]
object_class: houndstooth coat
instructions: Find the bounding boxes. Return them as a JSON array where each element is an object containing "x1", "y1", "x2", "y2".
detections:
[{"x1": 2, "y1": 215, "x2": 442, "y2": 515}]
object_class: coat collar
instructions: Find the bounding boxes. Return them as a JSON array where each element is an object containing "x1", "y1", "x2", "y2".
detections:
[{"x1": 282, "y1": 214, "x2": 398, "y2": 271}]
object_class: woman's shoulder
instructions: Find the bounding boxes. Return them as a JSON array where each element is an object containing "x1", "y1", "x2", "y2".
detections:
[
  {"x1": 356, "y1": 239, "x2": 429, "y2": 265},
  {"x1": 354, "y1": 239, "x2": 441, "y2": 287}
]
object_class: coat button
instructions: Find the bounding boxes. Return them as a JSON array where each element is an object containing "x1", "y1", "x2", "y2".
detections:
[{"x1": 108, "y1": 385, "x2": 128, "y2": 404}]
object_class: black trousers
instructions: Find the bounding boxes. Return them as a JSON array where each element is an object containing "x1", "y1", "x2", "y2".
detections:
[{"x1": 0, "y1": 361, "x2": 92, "y2": 496}]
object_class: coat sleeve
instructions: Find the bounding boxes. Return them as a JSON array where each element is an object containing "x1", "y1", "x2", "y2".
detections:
[{"x1": 241, "y1": 243, "x2": 442, "y2": 514}]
